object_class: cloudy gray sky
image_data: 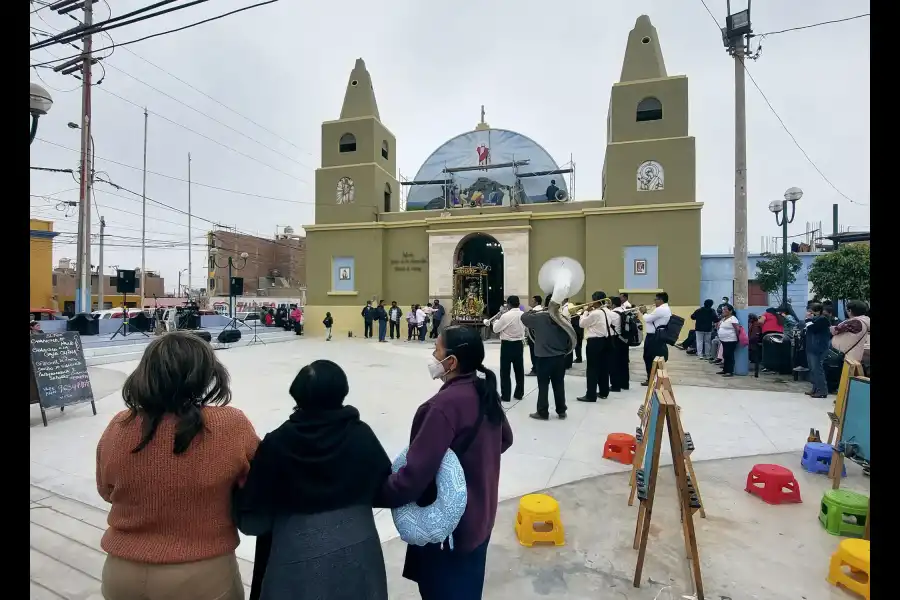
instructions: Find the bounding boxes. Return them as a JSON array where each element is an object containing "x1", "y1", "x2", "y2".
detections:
[{"x1": 30, "y1": 0, "x2": 870, "y2": 294}]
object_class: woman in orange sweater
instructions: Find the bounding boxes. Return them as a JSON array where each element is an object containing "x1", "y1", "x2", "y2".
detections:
[{"x1": 96, "y1": 332, "x2": 260, "y2": 600}]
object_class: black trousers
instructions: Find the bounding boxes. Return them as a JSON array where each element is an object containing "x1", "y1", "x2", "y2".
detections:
[
  {"x1": 389, "y1": 320, "x2": 401, "y2": 338},
  {"x1": 430, "y1": 319, "x2": 440, "y2": 338},
  {"x1": 407, "y1": 323, "x2": 416, "y2": 340},
  {"x1": 584, "y1": 337, "x2": 612, "y2": 399},
  {"x1": 536, "y1": 354, "x2": 567, "y2": 417},
  {"x1": 643, "y1": 333, "x2": 669, "y2": 379},
  {"x1": 722, "y1": 340, "x2": 738, "y2": 374},
  {"x1": 572, "y1": 317, "x2": 584, "y2": 362},
  {"x1": 611, "y1": 337, "x2": 630, "y2": 390},
  {"x1": 499, "y1": 340, "x2": 525, "y2": 402},
  {"x1": 528, "y1": 339, "x2": 537, "y2": 372},
  {"x1": 364, "y1": 321, "x2": 373, "y2": 338}
]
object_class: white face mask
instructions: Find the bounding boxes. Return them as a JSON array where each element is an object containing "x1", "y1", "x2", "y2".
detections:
[{"x1": 428, "y1": 356, "x2": 453, "y2": 380}]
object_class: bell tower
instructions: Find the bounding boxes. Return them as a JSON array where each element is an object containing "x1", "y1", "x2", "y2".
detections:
[
  {"x1": 315, "y1": 58, "x2": 398, "y2": 225},
  {"x1": 602, "y1": 15, "x2": 696, "y2": 207}
]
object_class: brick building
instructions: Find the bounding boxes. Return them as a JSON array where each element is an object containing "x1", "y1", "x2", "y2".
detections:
[
  {"x1": 207, "y1": 228, "x2": 306, "y2": 297},
  {"x1": 52, "y1": 261, "x2": 166, "y2": 313}
]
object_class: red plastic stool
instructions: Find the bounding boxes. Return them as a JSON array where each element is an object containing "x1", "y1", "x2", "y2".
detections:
[
  {"x1": 745, "y1": 464, "x2": 802, "y2": 505},
  {"x1": 602, "y1": 433, "x2": 636, "y2": 465}
]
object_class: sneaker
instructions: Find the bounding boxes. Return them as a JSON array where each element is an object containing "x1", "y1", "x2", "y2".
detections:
[{"x1": 529, "y1": 412, "x2": 549, "y2": 421}]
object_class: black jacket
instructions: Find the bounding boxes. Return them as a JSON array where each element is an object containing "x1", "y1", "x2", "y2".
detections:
[
  {"x1": 374, "y1": 306, "x2": 388, "y2": 322},
  {"x1": 361, "y1": 306, "x2": 373, "y2": 322},
  {"x1": 690, "y1": 306, "x2": 717, "y2": 333}
]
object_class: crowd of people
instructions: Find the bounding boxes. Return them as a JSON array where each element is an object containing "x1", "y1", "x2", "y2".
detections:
[
  {"x1": 360, "y1": 299, "x2": 446, "y2": 342},
  {"x1": 95, "y1": 327, "x2": 512, "y2": 600}
]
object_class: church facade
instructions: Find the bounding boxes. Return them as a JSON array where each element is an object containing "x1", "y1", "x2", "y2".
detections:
[{"x1": 303, "y1": 15, "x2": 701, "y2": 337}]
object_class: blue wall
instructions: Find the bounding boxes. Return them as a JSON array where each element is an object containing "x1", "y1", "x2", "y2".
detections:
[
  {"x1": 700, "y1": 252, "x2": 821, "y2": 308},
  {"x1": 623, "y1": 245, "x2": 659, "y2": 290},
  {"x1": 332, "y1": 257, "x2": 356, "y2": 292}
]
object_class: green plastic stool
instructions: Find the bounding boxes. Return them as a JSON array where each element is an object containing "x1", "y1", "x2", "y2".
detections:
[{"x1": 819, "y1": 489, "x2": 869, "y2": 537}]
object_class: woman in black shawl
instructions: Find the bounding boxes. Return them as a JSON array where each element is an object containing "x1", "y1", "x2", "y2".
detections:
[{"x1": 234, "y1": 360, "x2": 392, "y2": 600}]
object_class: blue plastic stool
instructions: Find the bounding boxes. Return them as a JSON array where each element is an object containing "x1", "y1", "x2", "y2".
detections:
[{"x1": 801, "y1": 442, "x2": 845, "y2": 476}]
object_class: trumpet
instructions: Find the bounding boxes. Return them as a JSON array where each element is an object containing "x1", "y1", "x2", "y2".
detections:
[
  {"x1": 483, "y1": 307, "x2": 507, "y2": 325},
  {"x1": 568, "y1": 298, "x2": 611, "y2": 313}
]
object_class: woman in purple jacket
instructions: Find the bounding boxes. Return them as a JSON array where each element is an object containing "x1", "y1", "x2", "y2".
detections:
[{"x1": 380, "y1": 326, "x2": 514, "y2": 599}]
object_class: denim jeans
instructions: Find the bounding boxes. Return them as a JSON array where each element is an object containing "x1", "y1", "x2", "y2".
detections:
[
  {"x1": 695, "y1": 331, "x2": 713, "y2": 358},
  {"x1": 807, "y1": 349, "x2": 827, "y2": 395}
]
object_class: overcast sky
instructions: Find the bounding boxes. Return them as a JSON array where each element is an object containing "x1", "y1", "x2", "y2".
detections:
[{"x1": 30, "y1": 0, "x2": 870, "y2": 295}]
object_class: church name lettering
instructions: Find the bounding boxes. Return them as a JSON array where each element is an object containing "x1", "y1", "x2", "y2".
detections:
[{"x1": 391, "y1": 252, "x2": 428, "y2": 272}]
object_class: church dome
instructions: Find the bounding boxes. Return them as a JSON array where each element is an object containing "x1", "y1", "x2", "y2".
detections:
[{"x1": 406, "y1": 128, "x2": 568, "y2": 211}]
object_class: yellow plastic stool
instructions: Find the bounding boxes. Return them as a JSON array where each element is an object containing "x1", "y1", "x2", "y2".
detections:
[
  {"x1": 514, "y1": 493, "x2": 565, "y2": 547},
  {"x1": 827, "y1": 538, "x2": 870, "y2": 599}
]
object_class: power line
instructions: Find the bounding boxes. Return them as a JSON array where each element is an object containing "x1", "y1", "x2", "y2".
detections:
[
  {"x1": 30, "y1": 0, "x2": 279, "y2": 68},
  {"x1": 95, "y1": 86, "x2": 311, "y2": 184},
  {"x1": 696, "y1": 0, "x2": 868, "y2": 207},
  {"x1": 756, "y1": 14, "x2": 870, "y2": 37},
  {"x1": 33, "y1": 137, "x2": 309, "y2": 205}
]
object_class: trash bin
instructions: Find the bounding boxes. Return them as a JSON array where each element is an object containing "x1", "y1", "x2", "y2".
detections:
[{"x1": 762, "y1": 333, "x2": 793, "y2": 374}]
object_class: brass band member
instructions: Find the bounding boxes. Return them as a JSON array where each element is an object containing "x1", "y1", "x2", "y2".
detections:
[
  {"x1": 525, "y1": 295, "x2": 543, "y2": 376},
  {"x1": 641, "y1": 292, "x2": 672, "y2": 386},
  {"x1": 569, "y1": 299, "x2": 584, "y2": 365},
  {"x1": 610, "y1": 296, "x2": 630, "y2": 391},
  {"x1": 521, "y1": 295, "x2": 569, "y2": 421},
  {"x1": 486, "y1": 296, "x2": 526, "y2": 403},
  {"x1": 576, "y1": 291, "x2": 619, "y2": 403}
]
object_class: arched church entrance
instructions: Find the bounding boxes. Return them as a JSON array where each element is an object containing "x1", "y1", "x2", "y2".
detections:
[{"x1": 455, "y1": 233, "x2": 504, "y2": 318}]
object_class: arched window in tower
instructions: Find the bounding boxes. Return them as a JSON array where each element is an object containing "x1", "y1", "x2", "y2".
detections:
[
  {"x1": 636, "y1": 97, "x2": 663, "y2": 122},
  {"x1": 339, "y1": 133, "x2": 357, "y2": 153},
  {"x1": 382, "y1": 140, "x2": 389, "y2": 160},
  {"x1": 384, "y1": 182, "x2": 392, "y2": 213},
  {"x1": 637, "y1": 161, "x2": 664, "y2": 191}
]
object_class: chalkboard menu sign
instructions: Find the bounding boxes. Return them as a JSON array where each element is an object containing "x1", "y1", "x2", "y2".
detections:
[{"x1": 29, "y1": 332, "x2": 96, "y2": 426}]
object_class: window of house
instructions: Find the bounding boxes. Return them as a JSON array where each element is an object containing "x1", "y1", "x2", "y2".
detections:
[
  {"x1": 636, "y1": 97, "x2": 663, "y2": 122},
  {"x1": 384, "y1": 183, "x2": 392, "y2": 213},
  {"x1": 339, "y1": 133, "x2": 357, "y2": 153},
  {"x1": 382, "y1": 140, "x2": 389, "y2": 160},
  {"x1": 52, "y1": 274, "x2": 57, "y2": 286}
]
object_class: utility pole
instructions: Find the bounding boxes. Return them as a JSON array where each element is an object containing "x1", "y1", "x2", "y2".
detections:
[
  {"x1": 97, "y1": 216, "x2": 105, "y2": 309},
  {"x1": 74, "y1": 0, "x2": 93, "y2": 314},
  {"x1": 141, "y1": 107, "x2": 148, "y2": 308},
  {"x1": 187, "y1": 153, "x2": 192, "y2": 301}
]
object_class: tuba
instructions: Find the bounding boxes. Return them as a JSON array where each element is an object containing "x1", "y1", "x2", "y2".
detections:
[{"x1": 537, "y1": 257, "x2": 585, "y2": 353}]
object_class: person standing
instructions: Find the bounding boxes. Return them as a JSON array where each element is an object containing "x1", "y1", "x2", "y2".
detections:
[
  {"x1": 488, "y1": 295, "x2": 526, "y2": 403},
  {"x1": 610, "y1": 297, "x2": 630, "y2": 391},
  {"x1": 525, "y1": 295, "x2": 543, "y2": 376},
  {"x1": 716, "y1": 304, "x2": 740, "y2": 377},
  {"x1": 361, "y1": 301, "x2": 374, "y2": 339},
  {"x1": 570, "y1": 304, "x2": 584, "y2": 365},
  {"x1": 415, "y1": 304, "x2": 427, "y2": 342},
  {"x1": 641, "y1": 292, "x2": 672, "y2": 386},
  {"x1": 690, "y1": 299, "x2": 717, "y2": 359},
  {"x1": 804, "y1": 302, "x2": 832, "y2": 398},
  {"x1": 576, "y1": 291, "x2": 619, "y2": 403},
  {"x1": 521, "y1": 296, "x2": 570, "y2": 421},
  {"x1": 561, "y1": 299, "x2": 575, "y2": 369},
  {"x1": 406, "y1": 305, "x2": 417, "y2": 341},
  {"x1": 323, "y1": 312, "x2": 333, "y2": 341},
  {"x1": 830, "y1": 300, "x2": 870, "y2": 363},
  {"x1": 375, "y1": 300, "x2": 388, "y2": 343},
  {"x1": 430, "y1": 300, "x2": 445, "y2": 339},
  {"x1": 388, "y1": 301, "x2": 402, "y2": 340},
  {"x1": 619, "y1": 293, "x2": 632, "y2": 310}
]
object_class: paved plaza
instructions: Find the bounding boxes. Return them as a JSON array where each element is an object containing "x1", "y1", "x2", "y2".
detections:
[{"x1": 30, "y1": 336, "x2": 868, "y2": 599}]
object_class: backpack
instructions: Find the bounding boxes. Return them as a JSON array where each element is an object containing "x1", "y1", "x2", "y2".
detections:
[{"x1": 619, "y1": 311, "x2": 644, "y2": 347}]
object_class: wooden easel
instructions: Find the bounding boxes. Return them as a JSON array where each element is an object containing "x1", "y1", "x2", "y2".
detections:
[
  {"x1": 826, "y1": 359, "x2": 864, "y2": 446},
  {"x1": 629, "y1": 360, "x2": 706, "y2": 518},
  {"x1": 632, "y1": 380, "x2": 705, "y2": 599}
]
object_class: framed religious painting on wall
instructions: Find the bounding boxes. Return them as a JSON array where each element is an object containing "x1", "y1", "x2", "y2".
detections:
[
  {"x1": 634, "y1": 259, "x2": 647, "y2": 275},
  {"x1": 338, "y1": 267, "x2": 351, "y2": 281}
]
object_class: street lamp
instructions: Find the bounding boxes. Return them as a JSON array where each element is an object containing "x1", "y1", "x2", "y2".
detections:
[
  {"x1": 30, "y1": 82, "x2": 53, "y2": 145},
  {"x1": 768, "y1": 186, "x2": 803, "y2": 309},
  {"x1": 210, "y1": 248, "x2": 249, "y2": 318}
]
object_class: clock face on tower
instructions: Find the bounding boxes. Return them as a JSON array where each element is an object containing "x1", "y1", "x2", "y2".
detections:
[{"x1": 336, "y1": 177, "x2": 355, "y2": 204}]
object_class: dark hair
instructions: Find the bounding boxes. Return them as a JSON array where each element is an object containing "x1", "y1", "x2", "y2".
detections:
[
  {"x1": 289, "y1": 360, "x2": 349, "y2": 412},
  {"x1": 823, "y1": 304, "x2": 835, "y2": 315},
  {"x1": 591, "y1": 290, "x2": 607, "y2": 302},
  {"x1": 809, "y1": 302, "x2": 824, "y2": 314},
  {"x1": 748, "y1": 313, "x2": 758, "y2": 322},
  {"x1": 621, "y1": 292, "x2": 629, "y2": 299},
  {"x1": 550, "y1": 179, "x2": 556, "y2": 185},
  {"x1": 507, "y1": 295, "x2": 520, "y2": 307},
  {"x1": 441, "y1": 326, "x2": 503, "y2": 426},
  {"x1": 656, "y1": 291, "x2": 669, "y2": 303},
  {"x1": 122, "y1": 332, "x2": 231, "y2": 455},
  {"x1": 611, "y1": 296, "x2": 623, "y2": 308},
  {"x1": 721, "y1": 303, "x2": 735, "y2": 315},
  {"x1": 703, "y1": 299, "x2": 714, "y2": 308},
  {"x1": 532, "y1": 295, "x2": 542, "y2": 306},
  {"x1": 846, "y1": 300, "x2": 868, "y2": 317}
]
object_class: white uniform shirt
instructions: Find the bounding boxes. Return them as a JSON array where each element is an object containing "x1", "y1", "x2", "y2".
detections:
[
  {"x1": 492, "y1": 308, "x2": 526, "y2": 341},
  {"x1": 579, "y1": 307, "x2": 620, "y2": 339},
  {"x1": 644, "y1": 303, "x2": 671, "y2": 334},
  {"x1": 622, "y1": 300, "x2": 633, "y2": 310},
  {"x1": 415, "y1": 308, "x2": 426, "y2": 325}
]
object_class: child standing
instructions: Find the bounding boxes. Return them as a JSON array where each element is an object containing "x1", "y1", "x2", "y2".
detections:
[{"x1": 323, "y1": 312, "x2": 334, "y2": 341}]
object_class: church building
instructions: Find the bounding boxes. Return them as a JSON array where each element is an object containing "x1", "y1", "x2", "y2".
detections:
[{"x1": 303, "y1": 15, "x2": 701, "y2": 337}]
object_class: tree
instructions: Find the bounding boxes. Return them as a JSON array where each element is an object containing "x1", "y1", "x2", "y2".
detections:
[
  {"x1": 808, "y1": 244, "x2": 870, "y2": 303},
  {"x1": 754, "y1": 252, "x2": 803, "y2": 294}
]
